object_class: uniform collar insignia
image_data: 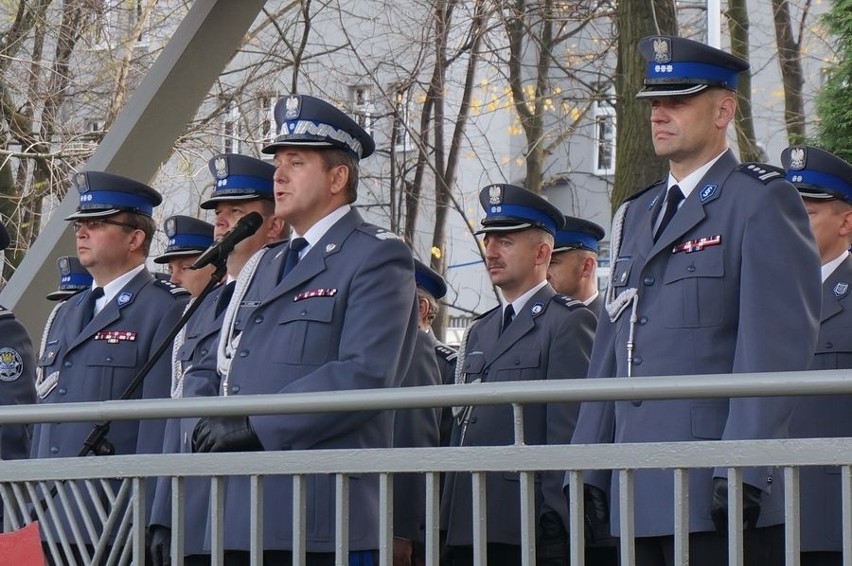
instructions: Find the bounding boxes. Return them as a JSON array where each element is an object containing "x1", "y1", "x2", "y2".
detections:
[
  {"x1": 531, "y1": 302, "x2": 544, "y2": 316},
  {"x1": 699, "y1": 184, "x2": 718, "y2": 202},
  {"x1": 117, "y1": 291, "x2": 133, "y2": 306},
  {"x1": 834, "y1": 282, "x2": 848, "y2": 298}
]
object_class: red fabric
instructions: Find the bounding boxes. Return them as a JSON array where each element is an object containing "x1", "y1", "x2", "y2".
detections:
[{"x1": 0, "y1": 522, "x2": 45, "y2": 566}]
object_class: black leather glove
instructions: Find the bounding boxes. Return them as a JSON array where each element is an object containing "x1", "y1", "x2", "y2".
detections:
[
  {"x1": 583, "y1": 484, "x2": 609, "y2": 546},
  {"x1": 710, "y1": 477, "x2": 762, "y2": 536},
  {"x1": 191, "y1": 416, "x2": 263, "y2": 453},
  {"x1": 148, "y1": 525, "x2": 171, "y2": 566},
  {"x1": 536, "y1": 510, "x2": 568, "y2": 566}
]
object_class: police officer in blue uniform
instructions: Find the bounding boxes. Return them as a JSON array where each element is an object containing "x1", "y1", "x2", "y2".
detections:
[
  {"x1": 394, "y1": 258, "x2": 451, "y2": 566},
  {"x1": 547, "y1": 216, "x2": 605, "y2": 316},
  {"x1": 442, "y1": 184, "x2": 596, "y2": 566},
  {"x1": 30, "y1": 172, "x2": 188, "y2": 560},
  {"x1": 0, "y1": 221, "x2": 36, "y2": 465},
  {"x1": 782, "y1": 145, "x2": 852, "y2": 566},
  {"x1": 183, "y1": 95, "x2": 418, "y2": 564},
  {"x1": 46, "y1": 256, "x2": 93, "y2": 302},
  {"x1": 148, "y1": 155, "x2": 286, "y2": 566},
  {"x1": 155, "y1": 215, "x2": 216, "y2": 298},
  {"x1": 571, "y1": 36, "x2": 821, "y2": 566}
]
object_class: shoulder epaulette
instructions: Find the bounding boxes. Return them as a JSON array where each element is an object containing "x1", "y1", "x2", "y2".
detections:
[
  {"x1": 736, "y1": 163, "x2": 785, "y2": 184},
  {"x1": 358, "y1": 223, "x2": 402, "y2": 241},
  {"x1": 0, "y1": 305, "x2": 12, "y2": 319},
  {"x1": 435, "y1": 343, "x2": 458, "y2": 363},
  {"x1": 625, "y1": 177, "x2": 666, "y2": 203},
  {"x1": 473, "y1": 305, "x2": 499, "y2": 321},
  {"x1": 552, "y1": 294, "x2": 585, "y2": 310},
  {"x1": 153, "y1": 278, "x2": 189, "y2": 296}
]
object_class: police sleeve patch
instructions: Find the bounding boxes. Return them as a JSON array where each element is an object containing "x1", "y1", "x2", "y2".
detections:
[
  {"x1": 0, "y1": 347, "x2": 24, "y2": 381},
  {"x1": 736, "y1": 163, "x2": 785, "y2": 184}
]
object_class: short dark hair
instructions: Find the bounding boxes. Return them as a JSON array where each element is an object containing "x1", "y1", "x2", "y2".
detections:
[{"x1": 116, "y1": 212, "x2": 156, "y2": 256}]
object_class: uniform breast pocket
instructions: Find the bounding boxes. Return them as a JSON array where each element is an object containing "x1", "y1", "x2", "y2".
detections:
[
  {"x1": 493, "y1": 350, "x2": 540, "y2": 382},
  {"x1": 38, "y1": 343, "x2": 63, "y2": 370},
  {"x1": 461, "y1": 352, "x2": 487, "y2": 383},
  {"x1": 275, "y1": 298, "x2": 336, "y2": 366},
  {"x1": 83, "y1": 343, "x2": 138, "y2": 400},
  {"x1": 690, "y1": 401, "x2": 727, "y2": 440},
  {"x1": 662, "y1": 247, "x2": 725, "y2": 328}
]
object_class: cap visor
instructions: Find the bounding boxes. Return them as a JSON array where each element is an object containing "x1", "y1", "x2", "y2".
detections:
[
  {"x1": 46, "y1": 290, "x2": 80, "y2": 301},
  {"x1": 636, "y1": 84, "x2": 709, "y2": 99},
  {"x1": 65, "y1": 208, "x2": 124, "y2": 221},
  {"x1": 474, "y1": 222, "x2": 534, "y2": 236},
  {"x1": 153, "y1": 249, "x2": 204, "y2": 264},
  {"x1": 200, "y1": 193, "x2": 272, "y2": 209},
  {"x1": 261, "y1": 139, "x2": 337, "y2": 155}
]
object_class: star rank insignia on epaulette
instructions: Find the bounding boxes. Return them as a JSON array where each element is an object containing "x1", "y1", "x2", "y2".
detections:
[
  {"x1": 435, "y1": 344, "x2": 458, "y2": 363},
  {"x1": 154, "y1": 278, "x2": 189, "y2": 295},
  {"x1": 737, "y1": 163, "x2": 785, "y2": 184}
]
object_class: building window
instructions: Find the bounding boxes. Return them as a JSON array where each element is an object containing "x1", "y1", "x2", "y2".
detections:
[
  {"x1": 350, "y1": 86, "x2": 374, "y2": 137},
  {"x1": 223, "y1": 101, "x2": 241, "y2": 154},
  {"x1": 593, "y1": 89, "x2": 616, "y2": 175},
  {"x1": 258, "y1": 92, "x2": 276, "y2": 142},
  {"x1": 393, "y1": 86, "x2": 411, "y2": 153}
]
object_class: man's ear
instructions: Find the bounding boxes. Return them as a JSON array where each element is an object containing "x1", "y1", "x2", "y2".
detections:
[{"x1": 328, "y1": 164, "x2": 349, "y2": 197}]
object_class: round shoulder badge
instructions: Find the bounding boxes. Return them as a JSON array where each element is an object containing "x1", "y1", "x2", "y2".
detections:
[{"x1": 0, "y1": 347, "x2": 24, "y2": 382}]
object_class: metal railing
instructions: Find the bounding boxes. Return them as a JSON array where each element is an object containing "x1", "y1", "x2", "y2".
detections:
[{"x1": 1, "y1": 369, "x2": 851, "y2": 566}]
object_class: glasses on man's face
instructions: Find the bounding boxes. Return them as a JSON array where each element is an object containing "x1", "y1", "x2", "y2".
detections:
[{"x1": 72, "y1": 218, "x2": 138, "y2": 233}]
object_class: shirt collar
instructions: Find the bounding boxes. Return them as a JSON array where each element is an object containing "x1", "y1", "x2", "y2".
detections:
[
  {"x1": 505, "y1": 279, "x2": 549, "y2": 318},
  {"x1": 293, "y1": 205, "x2": 351, "y2": 259},
  {"x1": 822, "y1": 250, "x2": 849, "y2": 283},
  {"x1": 668, "y1": 149, "x2": 728, "y2": 199},
  {"x1": 94, "y1": 264, "x2": 146, "y2": 314}
]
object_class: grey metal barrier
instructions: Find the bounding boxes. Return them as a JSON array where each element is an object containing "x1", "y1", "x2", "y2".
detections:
[{"x1": 0, "y1": 370, "x2": 850, "y2": 566}]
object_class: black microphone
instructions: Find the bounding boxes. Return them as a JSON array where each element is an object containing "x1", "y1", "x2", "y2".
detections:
[{"x1": 191, "y1": 212, "x2": 263, "y2": 270}]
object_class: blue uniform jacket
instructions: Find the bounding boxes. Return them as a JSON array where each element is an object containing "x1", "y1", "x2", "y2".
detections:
[{"x1": 571, "y1": 150, "x2": 821, "y2": 537}]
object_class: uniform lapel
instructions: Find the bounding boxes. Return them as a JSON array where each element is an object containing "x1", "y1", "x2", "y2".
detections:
[
  {"x1": 821, "y1": 255, "x2": 852, "y2": 323},
  {"x1": 69, "y1": 270, "x2": 152, "y2": 351},
  {"x1": 264, "y1": 209, "x2": 361, "y2": 302},
  {"x1": 647, "y1": 150, "x2": 736, "y2": 259},
  {"x1": 482, "y1": 285, "x2": 554, "y2": 363}
]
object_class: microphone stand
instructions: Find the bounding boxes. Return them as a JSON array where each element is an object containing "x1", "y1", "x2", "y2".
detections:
[{"x1": 29, "y1": 257, "x2": 229, "y2": 523}]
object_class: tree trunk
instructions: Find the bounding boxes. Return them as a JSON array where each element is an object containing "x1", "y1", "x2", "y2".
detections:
[
  {"x1": 770, "y1": 0, "x2": 807, "y2": 143},
  {"x1": 728, "y1": 0, "x2": 762, "y2": 162},
  {"x1": 611, "y1": 0, "x2": 676, "y2": 212}
]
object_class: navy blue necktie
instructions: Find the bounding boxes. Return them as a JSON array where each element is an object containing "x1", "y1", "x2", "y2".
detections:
[
  {"x1": 280, "y1": 237, "x2": 308, "y2": 282},
  {"x1": 81, "y1": 287, "x2": 104, "y2": 331},
  {"x1": 655, "y1": 185, "x2": 684, "y2": 242},
  {"x1": 501, "y1": 304, "x2": 515, "y2": 335}
]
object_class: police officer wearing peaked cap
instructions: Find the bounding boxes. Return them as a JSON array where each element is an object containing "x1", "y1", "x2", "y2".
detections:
[
  {"x1": 201, "y1": 153, "x2": 277, "y2": 208},
  {"x1": 154, "y1": 215, "x2": 215, "y2": 264},
  {"x1": 635, "y1": 35, "x2": 749, "y2": 99},
  {"x1": 182, "y1": 93, "x2": 417, "y2": 563},
  {"x1": 262, "y1": 93, "x2": 376, "y2": 159},
  {"x1": 149, "y1": 156, "x2": 287, "y2": 565},
  {"x1": 0, "y1": 220, "x2": 36, "y2": 465},
  {"x1": 475, "y1": 183, "x2": 566, "y2": 235},
  {"x1": 32, "y1": 171, "x2": 187, "y2": 556},
  {"x1": 782, "y1": 145, "x2": 852, "y2": 566},
  {"x1": 570, "y1": 35, "x2": 821, "y2": 566},
  {"x1": 443, "y1": 184, "x2": 596, "y2": 566},
  {"x1": 550, "y1": 216, "x2": 606, "y2": 314},
  {"x1": 393, "y1": 257, "x2": 450, "y2": 564},
  {"x1": 46, "y1": 256, "x2": 93, "y2": 302}
]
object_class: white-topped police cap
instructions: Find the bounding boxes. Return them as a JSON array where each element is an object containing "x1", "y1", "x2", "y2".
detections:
[
  {"x1": 46, "y1": 255, "x2": 93, "y2": 301},
  {"x1": 65, "y1": 171, "x2": 162, "y2": 220},
  {"x1": 414, "y1": 258, "x2": 448, "y2": 300},
  {"x1": 636, "y1": 35, "x2": 750, "y2": 98},
  {"x1": 200, "y1": 154, "x2": 276, "y2": 209},
  {"x1": 553, "y1": 216, "x2": 606, "y2": 253},
  {"x1": 0, "y1": 220, "x2": 8, "y2": 251},
  {"x1": 261, "y1": 94, "x2": 376, "y2": 159},
  {"x1": 782, "y1": 145, "x2": 852, "y2": 203},
  {"x1": 154, "y1": 215, "x2": 215, "y2": 264},
  {"x1": 475, "y1": 184, "x2": 566, "y2": 236}
]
